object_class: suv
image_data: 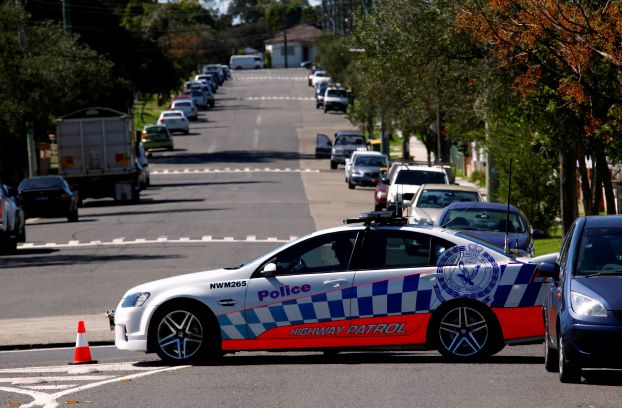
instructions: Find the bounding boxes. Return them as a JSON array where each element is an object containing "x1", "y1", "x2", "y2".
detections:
[
  {"x1": 0, "y1": 184, "x2": 25, "y2": 253},
  {"x1": 345, "y1": 151, "x2": 389, "y2": 189},
  {"x1": 323, "y1": 87, "x2": 348, "y2": 113},
  {"x1": 386, "y1": 164, "x2": 449, "y2": 210},
  {"x1": 328, "y1": 130, "x2": 367, "y2": 169}
]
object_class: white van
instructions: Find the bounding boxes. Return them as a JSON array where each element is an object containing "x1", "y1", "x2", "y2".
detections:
[{"x1": 229, "y1": 55, "x2": 263, "y2": 70}]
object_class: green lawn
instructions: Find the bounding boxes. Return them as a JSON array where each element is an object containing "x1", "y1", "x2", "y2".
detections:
[
  {"x1": 534, "y1": 236, "x2": 562, "y2": 257},
  {"x1": 134, "y1": 96, "x2": 169, "y2": 131}
]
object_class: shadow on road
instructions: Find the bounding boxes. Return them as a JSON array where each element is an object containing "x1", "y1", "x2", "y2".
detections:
[
  {"x1": 150, "y1": 150, "x2": 315, "y2": 165},
  {"x1": 81, "y1": 197, "x2": 205, "y2": 208},
  {"x1": 83, "y1": 207, "x2": 224, "y2": 218},
  {"x1": 582, "y1": 370, "x2": 622, "y2": 386},
  {"x1": 150, "y1": 180, "x2": 274, "y2": 189},
  {"x1": 0, "y1": 253, "x2": 182, "y2": 268}
]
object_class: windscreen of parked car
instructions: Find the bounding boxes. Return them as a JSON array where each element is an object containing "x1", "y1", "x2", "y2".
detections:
[
  {"x1": 443, "y1": 208, "x2": 526, "y2": 233},
  {"x1": 19, "y1": 177, "x2": 65, "y2": 191},
  {"x1": 336, "y1": 135, "x2": 365, "y2": 145},
  {"x1": 327, "y1": 89, "x2": 347, "y2": 98},
  {"x1": 354, "y1": 156, "x2": 388, "y2": 167},
  {"x1": 174, "y1": 102, "x2": 192, "y2": 107},
  {"x1": 395, "y1": 170, "x2": 447, "y2": 186},
  {"x1": 575, "y1": 227, "x2": 622, "y2": 275},
  {"x1": 417, "y1": 190, "x2": 480, "y2": 209}
]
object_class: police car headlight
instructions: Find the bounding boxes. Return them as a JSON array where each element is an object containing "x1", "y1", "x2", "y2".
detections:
[
  {"x1": 121, "y1": 292, "x2": 150, "y2": 308},
  {"x1": 570, "y1": 291, "x2": 606, "y2": 317}
]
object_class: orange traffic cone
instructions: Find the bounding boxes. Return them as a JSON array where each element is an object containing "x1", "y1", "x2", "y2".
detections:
[{"x1": 69, "y1": 321, "x2": 98, "y2": 365}]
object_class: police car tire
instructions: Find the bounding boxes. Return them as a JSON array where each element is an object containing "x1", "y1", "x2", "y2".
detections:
[
  {"x1": 558, "y1": 336, "x2": 581, "y2": 383},
  {"x1": 150, "y1": 301, "x2": 221, "y2": 365},
  {"x1": 544, "y1": 332, "x2": 559, "y2": 373},
  {"x1": 433, "y1": 301, "x2": 499, "y2": 361}
]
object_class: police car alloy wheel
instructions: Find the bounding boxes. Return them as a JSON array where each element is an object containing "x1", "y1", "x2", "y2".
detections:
[
  {"x1": 436, "y1": 303, "x2": 492, "y2": 360},
  {"x1": 151, "y1": 303, "x2": 217, "y2": 364},
  {"x1": 558, "y1": 336, "x2": 581, "y2": 383}
]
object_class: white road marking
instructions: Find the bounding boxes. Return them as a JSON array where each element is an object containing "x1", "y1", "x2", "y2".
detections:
[
  {"x1": 256, "y1": 115, "x2": 262, "y2": 124},
  {"x1": 245, "y1": 96, "x2": 313, "y2": 101},
  {"x1": 149, "y1": 168, "x2": 319, "y2": 175},
  {"x1": 0, "y1": 363, "x2": 187, "y2": 408},
  {"x1": 23, "y1": 385, "x2": 77, "y2": 390},
  {"x1": 236, "y1": 76, "x2": 306, "y2": 80},
  {"x1": 17, "y1": 235, "x2": 295, "y2": 250},
  {"x1": 0, "y1": 362, "x2": 158, "y2": 374},
  {"x1": 2, "y1": 376, "x2": 114, "y2": 384},
  {"x1": 0, "y1": 345, "x2": 116, "y2": 355}
]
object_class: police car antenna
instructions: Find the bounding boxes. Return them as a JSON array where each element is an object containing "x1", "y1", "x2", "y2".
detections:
[{"x1": 504, "y1": 159, "x2": 512, "y2": 255}]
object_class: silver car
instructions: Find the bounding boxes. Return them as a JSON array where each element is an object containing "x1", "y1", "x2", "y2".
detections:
[
  {"x1": 404, "y1": 184, "x2": 483, "y2": 224},
  {"x1": 345, "y1": 151, "x2": 389, "y2": 189}
]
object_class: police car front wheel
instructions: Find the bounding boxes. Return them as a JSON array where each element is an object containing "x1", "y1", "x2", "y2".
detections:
[
  {"x1": 435, "y1": 303, "x2": 496, "y2": 360},
  {"x1": 151, "y1": 303, "x2": 218, "y2": 364}
]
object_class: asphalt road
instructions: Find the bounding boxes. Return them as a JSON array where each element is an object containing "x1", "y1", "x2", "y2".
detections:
[{"x1": 1, "y1": 69, "x2": 620, "y2": 407}]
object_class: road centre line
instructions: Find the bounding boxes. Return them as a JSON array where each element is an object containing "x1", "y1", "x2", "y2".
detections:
[
  {"x1": 17, "y1": 236, "x2": 293, "y2": 250},
  {"x1": 150, "y1": 168, "x2": 319, "y2": 175}
]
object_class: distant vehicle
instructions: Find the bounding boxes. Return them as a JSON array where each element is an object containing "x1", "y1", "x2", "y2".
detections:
[
  {"x1": 18, "y1": 176, "x2": 78, "y2": 223},
  {"x1": 300, "y1": 60, "x2": 312, "y2": 69},
  {"x1": 323, "y1": 87, "x2": 349, "y2": 113},
  {"x1": 0, "y1": 184, "x2": 25, "y2": 253},
  {"x1": 374, "y1": 171, "x2": 390, "y2": 211},
  {"x1": 435, "y1": 201, "x2": 535, "y2": 257},
  {"x1": 142, "y1": 125, "x2": 175, "y2": 154},
  {"x1": 538, "y1": 215, "x2": 622, "y2": 383},
  {"x1": 56, "y1": 107, "x2": 140, "y2": 203},
  {"x1": 386, "y1": 164, "x2": 449, "y2": 209},
  {"x1": 308, "y1": 66, "x2": 323, "y2": 87},
  {"x1": 311, "y1": 70, "x2": 330, "y2": 87},
  {"x1": 229, "y1": 55, "x2": 263, "y2": 70},
  {"x1": 315, "y1": 82, "x2": 328, "y2": 109},
  {"x1": 157, "y1": 111, "x2": 189, "y2": 135},
  {"x1": 170, "y1": 100, "x2": 198, "y2": 121},
  {"x1": 317, "y1": 130, "x2": 367, "y2": 170},
  {"x1": 344, "y1": 151, "x2": 389, "y2": 189},
  {"x1": 193, "y1": 75, "x2": 217, "y2": 93},
  {"x1": 404, "y1": 184, "x2": 483, "y2": 225},
  {"x1": 136, "y1": 142, "x2": 149, "y2": 187},
  {"x1": 189, "y1": 90, "x2": 208, "y2": 110}
]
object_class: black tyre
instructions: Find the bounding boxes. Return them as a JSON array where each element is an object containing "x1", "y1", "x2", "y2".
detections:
[
  {"x1": 558, "y1": 336, "x2": 581, "y2": 383},
  {"x1": 184, "y1": 130, "x2": 189, "y2": 135},
  {"x1": 68, "y1": 208, "x2": 79, "y2": 223},
  {"x1": 434, "y1": 301, "x2": 499, "y2": 361},
  {"x1": 330, "y1": 161, "x2": 338, "y2": 170},
  {"x1": 544, "y1": 331, "x2": 559, "y2": 373},
  {"x1": 150, "y1": 302, "x2": 220, "y2": 365},
  {"x1": 348, "y1": 181, "x2": 355, "y2": 190},
  {"x1": 0, "y1": 237, "x2": 17, "y2": 254},
  {"x1": 374, "y1": 204, "x2": 382, "y2": 211}
]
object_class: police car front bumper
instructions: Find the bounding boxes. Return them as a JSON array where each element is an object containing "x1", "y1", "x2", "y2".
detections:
[{"x1": 113, "y1": 302, "x2": 152, "y2": 352}]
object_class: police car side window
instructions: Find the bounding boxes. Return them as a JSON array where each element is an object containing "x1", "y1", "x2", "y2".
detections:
[{"x1": 355, "y1": 230, "x2": 435, "y2": 269}]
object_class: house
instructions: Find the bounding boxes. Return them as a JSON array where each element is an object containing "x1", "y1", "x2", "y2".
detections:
[{"x1": 265, "y1": 24, "x2": 322, "y2": 68}]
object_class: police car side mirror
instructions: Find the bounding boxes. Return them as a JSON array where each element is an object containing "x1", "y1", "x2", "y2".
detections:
[
  {"x1": 261, "y1": 263, "x2": 277, "y2": 277},
  {"x1": 535, "y1": 261, "x2": 560, "y2": 280}
]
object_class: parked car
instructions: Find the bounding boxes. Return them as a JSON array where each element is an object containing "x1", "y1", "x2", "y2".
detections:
[
  {"x1": 135, "y1": 142, "x2": 150, "y2": 187},
  {"x1": 323, "y1": 87, "x2": 349, "y2": 113},
  {"x1": 435, "y1": 201, "x2": 535, "y2": 257},
  {"x1": 538, "y1": 215, "x2": 622, "y2": 383},
  {"x1": 170, "y1": 100, "x2": 198, "y2": 121},
  {"x1": 386, "y1": 164, "x2": 450, "y2": 208},
  {"x1": 112, "y1": 211, "x2": 547, "y2": 364},
  {"x1": 315, "y1": 130, "x2": 366, "y2": 169},
  {"x1": 345, "y1": 151, "x2": 389, "y2": 189},
  {"x1": 193, "y1": 75, "x2": 217, "y2": 93},
  {"x1": 157, "y1": 111, "x2": 189, "y2": 135},
  {"x1": 315, "y1": 82, "x2": 328, "y2": 109},
  {"x1": 17, "y1": 176, "x2": 78, "y2": 222},
  {"x1": 311, "y1": 70, "x2": 331, "y2": 87},
  {"x1": 142, "y1": 125, "x2": 175, "y2": 154},
  {"x1": 0, "y1": 184, "x2": 25, "y2": 253},
  {"x1": 228, "y1": 55, "x2": 263, "y2": 70},
  {"x1": 404, "y1": 184, "x2": 483, "y2": 225},
  {"x1": 189, "y1": 90, "x2": 208, "y2": 110},
  {"x1": 308, "y1": 66, "x2": 323, "y2": 86}
]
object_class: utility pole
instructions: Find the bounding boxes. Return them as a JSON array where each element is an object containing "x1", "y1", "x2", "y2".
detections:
[
  {"x1": 283, "y1": 27, "x2": 288, "y2": 68},
  {"x1": 15, "y1": 0, "x2": 38, "y2": 177},
  {"x1": 61, "y1": 0, "x2": 71, "y2": 31}
]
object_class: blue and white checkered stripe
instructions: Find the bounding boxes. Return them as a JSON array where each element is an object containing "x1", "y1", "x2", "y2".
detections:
[{"x1": 217, "y1": 263, "x2": 544, "y2": 340}]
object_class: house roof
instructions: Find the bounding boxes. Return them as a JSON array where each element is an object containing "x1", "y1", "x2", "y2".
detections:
[{"x1": 265, "y1": 24, "x2": 322, "y2": 44}]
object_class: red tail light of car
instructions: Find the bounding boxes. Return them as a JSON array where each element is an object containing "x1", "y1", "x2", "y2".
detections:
[{"x1": 60, "y1": 193, "x2": 70, "y2": 201}]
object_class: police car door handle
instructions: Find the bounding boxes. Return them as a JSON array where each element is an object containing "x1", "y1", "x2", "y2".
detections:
[
  {"x1": 420, "y1": 272, "x2": 440, "y2": 281},
  {"x1": 324, "y1": 279, "x2": 347, "y2": 287},
  {"x1": 218, "y1": 299, "x2": 237, "y2": 307}
]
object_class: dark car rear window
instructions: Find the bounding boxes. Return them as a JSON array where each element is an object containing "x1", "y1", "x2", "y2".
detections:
[
  {"x1": 146, "y1": 127, "x2": 168, "y2": 135},
  {"x1": 19, "y1": 177, "x2": 65, "y2": 190},
  {"x1": 336, "y1": 135, "x2": 365, "y2": 145},
  {"x1": 395, "y1": 170, "x2": 446, "y2": 186}
]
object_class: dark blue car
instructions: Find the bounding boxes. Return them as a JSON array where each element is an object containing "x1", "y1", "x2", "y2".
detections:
[
  {"x1": 434, "y1": 202, "x2": 535, "y2": 257},
  {"x1": 538, "y1": 215, "x2": 622, "y2": 383}
]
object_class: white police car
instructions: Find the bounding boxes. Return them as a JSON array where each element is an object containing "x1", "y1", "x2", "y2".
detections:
[{"x1": 113, "y1": 212, "x2": 547, "y2": 364}]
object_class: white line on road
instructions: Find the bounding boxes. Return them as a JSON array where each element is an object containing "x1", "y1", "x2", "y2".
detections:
[
  {"x1": 17, "y1": 236, "x2": 295, "y2": 250},
  {"x1": 149, "y1": 168, "x2": 319, "y2": 175}
]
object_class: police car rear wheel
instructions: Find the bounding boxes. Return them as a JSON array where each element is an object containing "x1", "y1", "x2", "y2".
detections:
[
  {"x1": 436, "y1": 304, "x2": 492, "y2": 361},
  {"x1": 153, "y1": 306, "x2": 209, "y2": 364}
]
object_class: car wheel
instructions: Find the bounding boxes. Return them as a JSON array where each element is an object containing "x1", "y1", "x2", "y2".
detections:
[
  {"x1": 330, "y1": 161, "x2": 337, "y2": 170},
  {"x1": 348, "y1": 180, "x2": 355, "y2": 190},
  {"x1": 324, "y1": 108, "x2": 328, "y2": 113},
  {"x1": 374, "y1": 204, "x2": 382, "y2": 211},
  {"x1": 558, "y1": 336, "x2": 581, "y2": 383},
  {"x1": 151, "y1": 303, "x2": 219, "y2": 365},
  {"x1": 168, "y1": 145, "x2": 174, "y2": 151},
  {"x1": 1, "y1": 237, "x2": 18, "y2": 254},
  {"x1": 68, "y1": 209, "x2": 79, "y2": 223},
  {"x1": 184, "y1": 130, "x2": 189, "y2": 135},
  {"x1": 434, "y1": 302, "x2": 498, "y2": 361},
  {"x1": 17, "y1": 224, "x2": 26, "y2": 243},
  {"x1": 544, "y1": 331, "x2": 559, "y2": 373},
  {"x1": 316, "y1": 104, "x2": 320, "y2": 109}
]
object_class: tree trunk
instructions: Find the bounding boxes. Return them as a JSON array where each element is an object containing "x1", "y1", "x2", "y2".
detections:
[
  {"x1": 560, "y1": 150, "x2": 578, "y2": 234},
  {"x1": 577, "y1": 144, "x2": 592, "y2": 215},
  {"x1": 593, "y1": 138, "x2": 616, "y2": 214}
]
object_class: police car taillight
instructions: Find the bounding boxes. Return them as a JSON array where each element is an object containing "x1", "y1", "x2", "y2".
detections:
[{"x1": 530, "y1": 269, "x2": 551, "y2": 284}]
